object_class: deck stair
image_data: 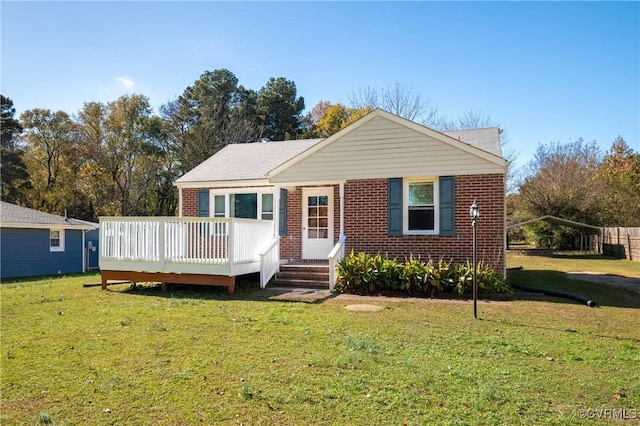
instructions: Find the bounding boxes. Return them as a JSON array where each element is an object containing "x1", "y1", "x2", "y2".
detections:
[{"x1": 271, "y1": 263, "x2": 330, "y2": 289}]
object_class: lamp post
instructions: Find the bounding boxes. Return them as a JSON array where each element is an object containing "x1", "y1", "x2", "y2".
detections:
[{"x1": 469, "y1": 199, "x2": 479, "y2": 319}]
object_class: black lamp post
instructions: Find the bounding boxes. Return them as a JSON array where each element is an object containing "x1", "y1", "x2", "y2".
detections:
[{"x1": 469, "y1": 199, "x2": 479, "y2": 319}]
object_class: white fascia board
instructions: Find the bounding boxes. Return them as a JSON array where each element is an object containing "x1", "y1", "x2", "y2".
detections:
[
  {"x1": 276, "y1": 179, "x2": 346, "y2": 188},
  {"x1": 174, "y1": 178, "x2": 271, "y2": 189}
]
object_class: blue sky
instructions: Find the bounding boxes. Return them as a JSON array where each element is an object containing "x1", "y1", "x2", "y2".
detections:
[{"x1": 2, "y1": 1, "x2": 638, "y2": 170}]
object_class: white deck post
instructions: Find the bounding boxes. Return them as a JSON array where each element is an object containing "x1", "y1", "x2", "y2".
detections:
[
  {"x1": 227, "y1": 219, "x2": 235, "y2": 273},
  {"x1": 339, "y1": 182, "x2": 345, "y2": 238},
  {"x1": 158, "y1": 217, "x2": 166, "y2": 270}
]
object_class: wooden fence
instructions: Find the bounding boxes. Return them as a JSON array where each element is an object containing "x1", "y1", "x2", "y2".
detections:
[{"x1": 600, "y1": 227, "x2": 640, "y2": 261}]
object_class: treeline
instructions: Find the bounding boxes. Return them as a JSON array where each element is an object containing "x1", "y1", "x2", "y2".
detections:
[
  {"x1": 1, "y1": 69, "x2": 502, "y2": 222},
  {"x1": 3, "y1": 67, "x2": 637, "y2": 237},
  {"x1": 1, "y1": 70, "x2": 318, "y2": 220},
  {"x1": 509, "y1": 137, "x2": 640, "y2": 248}
]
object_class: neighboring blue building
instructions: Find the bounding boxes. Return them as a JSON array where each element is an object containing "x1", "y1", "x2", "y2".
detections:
[{"x1": 0, "y1": 201, "x2": 99, "y2": 280}]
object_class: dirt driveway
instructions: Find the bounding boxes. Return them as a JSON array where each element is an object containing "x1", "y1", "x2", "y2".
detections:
[{"x1": 566, "y1": 272, "x2": 640, "y2": 295}]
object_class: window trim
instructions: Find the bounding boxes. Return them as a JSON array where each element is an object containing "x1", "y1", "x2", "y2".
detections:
[
  {"x1": 50, "y1": 228, "x2": 65, "y2": 252},
  {"x1": 403, "y1": 178, "x2": 439, "y2": 235},
  {"x1": 207, "y1": 188, "x2": 275, "y2": 220}
]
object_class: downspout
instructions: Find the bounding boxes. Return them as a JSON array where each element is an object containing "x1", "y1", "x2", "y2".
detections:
[
  {"x1": 178, "y1": 187, "x2": 183, "y2": 217},
  {"x1": 503, "y1": 167, "x2": 507, "y2": 279},
  {"x1": 82, "y1": 229, "x2": 87, "y2": 273}
]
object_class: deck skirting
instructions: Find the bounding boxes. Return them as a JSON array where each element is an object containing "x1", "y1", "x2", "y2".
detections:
[{"x1": 100, "y1": 270, "x2": 235, "y2": 294}]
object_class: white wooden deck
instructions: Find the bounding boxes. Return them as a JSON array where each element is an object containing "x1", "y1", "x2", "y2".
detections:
[{"x1": 99, "y1": 217, "x2": 279, "y2": 291}]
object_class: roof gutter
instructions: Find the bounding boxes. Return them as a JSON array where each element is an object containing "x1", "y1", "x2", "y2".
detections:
[{"x1": 174, "y1": 179, "x2": 271, "y2": 189}]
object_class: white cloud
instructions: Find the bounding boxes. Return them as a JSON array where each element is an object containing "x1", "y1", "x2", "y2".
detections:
[{"x1": 115, "y1": 76, "x2": 135, "y2": 90}]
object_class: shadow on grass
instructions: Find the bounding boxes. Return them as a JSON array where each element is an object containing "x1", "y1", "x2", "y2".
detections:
[
  {"x1": 100, "y1": 268, "x2": 639, "y2": 309},
  {"x1": 508, "y1": 269, "x2": 640, "y2": 309},
  {"x1": 508, "y1": 249, "x2": 623, "y2": 261},
  {"x1": 104, "y1": 272, "x2": 340, "y2": 304},
  {"x1": 481, "y1": 316, "x2": 640, "y2": 343}
]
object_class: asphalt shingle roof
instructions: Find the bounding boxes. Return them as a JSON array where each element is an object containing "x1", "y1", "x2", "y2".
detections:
[
  {"x1": 0, "y1": 201, "x2": 98, "y2": 228},
  {"x1": 442, "y1": 128, "x2": 503, "y2": 158},
  {"x1": 176, "y1": 139, "x2": 322, "y2": 184},
  {"x1": 175, "y1": 121, "x2": 503, "y2": 185}
]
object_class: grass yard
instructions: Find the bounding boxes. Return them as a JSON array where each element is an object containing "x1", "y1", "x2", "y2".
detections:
[{"x1": 1, "y1": 254, "x2": 639, "y2": 425}]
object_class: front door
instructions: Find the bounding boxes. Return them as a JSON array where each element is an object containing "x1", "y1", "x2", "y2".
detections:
[{"x1": 302, "y1": 187, "x2": 334, "y2": 259}]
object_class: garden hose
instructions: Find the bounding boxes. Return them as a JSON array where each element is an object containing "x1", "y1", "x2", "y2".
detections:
[{"x1": 508, "y1": 280, "x2": 598, "y2": 308}]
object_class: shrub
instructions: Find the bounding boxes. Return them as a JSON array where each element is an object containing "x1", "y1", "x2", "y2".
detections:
[{"x1": 335, "y1": 252, "x2": 511, "y2": 296}]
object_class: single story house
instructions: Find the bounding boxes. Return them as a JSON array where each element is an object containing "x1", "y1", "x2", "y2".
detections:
[
  {"x1": 99, "y1": 109, "x2": 506, "y2": 292},
  {"x1": 0, "y1": 201, "x2": 99, "y2": 280},
  {"x1": 181, "y1": 109, "x2": 505, "y2": 273}
]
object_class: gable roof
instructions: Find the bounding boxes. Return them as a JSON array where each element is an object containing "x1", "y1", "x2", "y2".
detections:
[
  {"x1": 175, "y1": 109, "x2": 506, "y2": 186},
  {"x1": 175, "y1": 138, "x2": 321, "y2": 186},
  {"x1": 269, "y1": 109, "x2": 506, "y2": 183},
  {"x1": 0, "y1": 201, "x2": 98, "y2": 230}
]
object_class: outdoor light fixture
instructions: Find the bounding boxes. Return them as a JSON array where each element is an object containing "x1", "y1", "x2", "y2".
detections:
[{"x1": 470, "y1": 199, "x2": 479, "y2": 319}]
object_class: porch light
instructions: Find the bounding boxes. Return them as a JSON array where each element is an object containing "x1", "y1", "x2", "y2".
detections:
[
  {"x1": 470, "y1": 199, "x2": 479, "y2": 319},
  {"x1": 469, "y1": 199, "x2": 479, "y2": 220}
]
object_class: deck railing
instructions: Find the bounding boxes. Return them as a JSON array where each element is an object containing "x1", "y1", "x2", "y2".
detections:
[
  {"x1": 259, "y1": 237, "x2": 280, "y2": 288},
  {"x1": 99, "y1": 217, "x2": 275, "y2": 276},
  {"x1": 328, "y1": 235, "x2": 346, "y2": 292}
]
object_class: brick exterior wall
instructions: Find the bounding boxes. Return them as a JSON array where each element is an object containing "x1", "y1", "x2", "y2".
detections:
[
  {"x1": 343, "y1": 175, "x2": 505, "y2": 272},
  {"x1": 182, "y1": 188, "x2": 199, "y2": 217},
  {"x1": 180, "y1": 174, "x2": 505, "y2": 272}
]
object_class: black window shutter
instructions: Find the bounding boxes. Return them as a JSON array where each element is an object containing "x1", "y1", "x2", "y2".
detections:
[
  {"x1": 197, "y1": 190, "x2": 209, "y2": 217},
  {"x1": 439, "y1": 176, "x2": 455, "y2": 236},
  {"x1": 278, "y1": 188, "x2": 287, "y2": 236},
  {"x1": 388, "y1": 178, "x2": 403, "y2": 236}
]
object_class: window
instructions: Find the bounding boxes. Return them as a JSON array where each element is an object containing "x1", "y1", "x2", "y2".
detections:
[
  {"x1": 213, "y1": 195, "x2": 226, "y2": 218},
  {"x1": 403, "y1": 179, "x2": 439, "y2": 234},
  {"x1": 50, "y1": 229, "x2": 65, "y2": 252},
  {"x1": 208, "y1": 189, "x2": 274, "y2": 220},
  {"x1": 261, "y1": 193, "x2": 274, "y2": 220}
]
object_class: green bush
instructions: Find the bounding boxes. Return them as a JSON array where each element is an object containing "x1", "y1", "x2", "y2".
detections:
[{"x1": 335, "y1": 251, "x2": 511, "y2": 297}]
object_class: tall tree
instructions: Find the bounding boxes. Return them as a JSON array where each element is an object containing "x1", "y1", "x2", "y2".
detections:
[
  {"x1": 1, "y1": 95, "x2": 28, "y2": 203},
  {"x1": 103, "y1": 94, "x2": 155, "y2": 216},
  {"x1": 349, "y1": 83, "x2": 440, "y2": 126},
  {"x1": 302, "y1": 101, "x2": 372, "y2": 138},
  {"x1": 20, "y1": 109, "x2": 78, "y2": 213},
  {"x1": 519, "y1": 139, "x2": 605, "y2": 224},
  {"x1": 141, "y1": 115, "x2": 179, "y2": 216},
  {"x1": 166, "y1": 69, "x2": 260, "y2": 173},
  {"x1": 599, "y1": 136, "x2": 640, "y2": 225},
  {"x1": 256, "y1": 77, "x2": 305, "y2": 141},
  {"x1": 75, "y1": 101, "x2": 118, "y2": 217}
]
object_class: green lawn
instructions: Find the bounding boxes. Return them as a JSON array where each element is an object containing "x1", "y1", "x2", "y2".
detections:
[{"x1": 2, "y1": 255, "x2": 639, "y2": 425}]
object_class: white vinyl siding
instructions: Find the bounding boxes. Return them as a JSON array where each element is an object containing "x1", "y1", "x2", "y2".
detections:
[{"x1": 271, "y1": 116, "x2": 505, "y2": 183}]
